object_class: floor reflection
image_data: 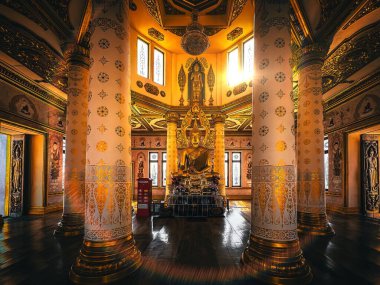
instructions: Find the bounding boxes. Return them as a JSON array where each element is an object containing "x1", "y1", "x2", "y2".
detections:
[{"x1": 0, "y1": 201, "x2": 378, "y2": 284}]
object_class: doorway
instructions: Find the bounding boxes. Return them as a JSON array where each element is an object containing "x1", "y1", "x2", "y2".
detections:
[{"x1": 347, "y1": 124, "x2": 380, "y2": 219}]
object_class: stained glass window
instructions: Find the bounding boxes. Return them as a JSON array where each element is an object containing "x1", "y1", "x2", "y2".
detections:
[
  {"x1": 232, "y1": 152, "x2": 241, "y2": 187},
  {"x1": 225, "y1": 152, "x2": 229, "y2": 187},
  {"x1": 149, "y1": 152, "x2": 158, "y2": 186},
  {"x1": 324, "y1": 137, "x2": 329, "y2": 191},
  {"x1": 162, "y1": 152, "x2": 167, "y2": 187},
  {"x1": 137, "y1": 38, "x2": 149, "y2": 78},
  {"x1": 228, "y1": 48, "x2": 239, "y2": 86},
  {"x1": 243, "y1": 38, "x2": 254, "y2": 78},
  {"x1": 154, "y1": 48, "x2": 164, "y2": 85}
]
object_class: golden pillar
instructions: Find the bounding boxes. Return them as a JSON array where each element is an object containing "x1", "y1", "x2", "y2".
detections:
[
  {"x1": 296, "y1": 44, "x2": 334, "y2": 236},
  {"x1": 165, "y1": 111, "x2": 179, "y2": 198},
  {"x1": 242, "y1": 1, "x2": 312, "y2": 283},
  {"x1": 212, "y1": 113, "x2": 227, "y2": 197},
  {"x1": 55, "y1": 44, "x2": 89, "y2": 237},
  {"x1": 70, "y1": 1, "x2": 141, "y2": 283}
]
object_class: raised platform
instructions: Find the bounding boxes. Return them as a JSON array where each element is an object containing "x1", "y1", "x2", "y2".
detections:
[{"x1": 166, "y1": 194, "x2": 225, "y2": 217}]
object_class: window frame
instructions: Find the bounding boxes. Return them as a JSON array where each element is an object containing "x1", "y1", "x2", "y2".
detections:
[
  {"x1": 324, "y1": 136, "x2": 329, "y2": 191},
  {"x1": 227, "y1": 47, "x2": 239, "y2": 86},
  {"x1": 225, "y1": 152, "x2": 229, "y2": 187},
  {"x1": 162, "y1": 152, "x2": 167, "y2": 187},
  {"x1": 231, "y1": 152, "x2": 242, "y2": 187},
  {"x1": 243, "y1": 37, "x2": 254, "y2": 77},
  {"x1": 62, "y1": 137, "x2": 66, "y2": 190},
  {"x1": 137, "y1": 37, "x2": 150, "y2": 79},
  {"x1": 149, "y1": 152, "x2": 159, "y2": 187},
  {"x1": 153, "y1": 48, "x2": 165, "y2": 86}
]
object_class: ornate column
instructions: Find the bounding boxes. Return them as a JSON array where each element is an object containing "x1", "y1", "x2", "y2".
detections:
[
  {"x1": 54, "y1": 44, "x2": 89, "y2": 237},
  {"x1": 296, "y1": 43, "x2": 334, "y2": 236},
  {"x1": 212, "y1": 113, "x2": 226, "y2": 197},
  {"x1": 70, "y1": 1, "x2": 141, "y2": 283},
  {"x1": 165, "y1": 111, "x2": 179, "y2": 198},
  {"x1": 242, "y1": 1, "x2": 312, "y2": 283}
]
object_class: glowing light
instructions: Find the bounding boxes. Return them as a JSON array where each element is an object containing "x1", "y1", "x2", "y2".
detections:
[{"x1": 227, "y1": 48, "x2": 239, "y2": 86}]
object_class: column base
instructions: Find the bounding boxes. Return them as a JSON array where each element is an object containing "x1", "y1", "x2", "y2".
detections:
[
  {"x1": 54, "y1": 213, "x2": 84, "y2": 237},
  {"x1": 297, "y1": 212, "x2": 335, "y2": 236},
  {"x1": 70, "y1": 234, "x2": 142, "y2": 284},
  {"x1": 242, "y1": 234, "x2": 312, "y2": 284}
]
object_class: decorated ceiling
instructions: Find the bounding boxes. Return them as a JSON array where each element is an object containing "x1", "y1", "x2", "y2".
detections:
[
  {"x1": 0, "y1": 0, "x2": 378, "y2": 135},
  {"x1": 130, "y1": 0, "x2": 254, "y2": 53},
  {"x1": 131, "y1": 90, "x2": 252, "y2": 134}
]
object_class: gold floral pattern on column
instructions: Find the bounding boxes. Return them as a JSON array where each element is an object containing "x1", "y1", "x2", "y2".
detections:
[
  {"x1": 242, "y1": 1, "x2": 311, "y2": 283},
  {"x1": 54, "y1": 44, "x2": 90, "y2": 237},
  {"x1": 70, "y1": 1, "x2": 141, "y2": 283},
  {"x1": 297, "y1": 44, "x2": 334, "y2": 236}
]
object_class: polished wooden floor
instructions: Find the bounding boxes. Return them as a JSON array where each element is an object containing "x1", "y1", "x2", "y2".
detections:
[{"x1": 0, "y1": 201, "x2": 379, "y2": 285}]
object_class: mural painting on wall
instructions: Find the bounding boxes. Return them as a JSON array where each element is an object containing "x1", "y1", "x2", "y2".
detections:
[
  {"x1": 246, "y1": 153, "x2": 252, "y2": 187},
  {"x1": 48, "y1": 133, "x2": 63, "y2": 193},
  {"x1": 132, "y1": 136, "x2": 166, "y2": 149},
  {"x1": 10, "y1": 137, "x2": 24, "y2": 217},
  {"x1": 361, "y1": 135, "x2": 379, "y2": 216},
  {"x1": 325, "y1": 93, "x2": 380, "y2": 131},
  {"x1": 9, "y1": 94, "x2": 38, "y2": 120},
  {"x1": 137, "y1": 153, "x2": 145, "y2": 178},
  {"x1": 225, "y1": 137, "x2": 252, "y2": 149},
  {"x1": 330, "y1": 133, "x2": 343, "y2": 192},
  {"x1": 188, "y1": 58, "x2": 206, "y2": 105},
  {"x1": 48, "y1": 110, "x2": 65, "y2": 130},
  {"x1": 355, "y1": 95, "x2": 379, "y2": 120}
]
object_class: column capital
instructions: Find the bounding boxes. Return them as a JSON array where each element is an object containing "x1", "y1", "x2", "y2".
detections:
[
  {"x1": 67, "y1": 43, "x2": 90, "y2": 69},
  {"x1": 297, "y1": 42, "x2": 329, "y2": 70},
  {"x1": 165, "y1": 111, "x2": 180, "y2": 123},
  {"x1": 211, "y1": 113, "x2": 227, "y2": 124}
]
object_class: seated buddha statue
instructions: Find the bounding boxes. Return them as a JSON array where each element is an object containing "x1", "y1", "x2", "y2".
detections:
[{"x1": 179, "y1": 121, "x2": 210, "y2": 174}]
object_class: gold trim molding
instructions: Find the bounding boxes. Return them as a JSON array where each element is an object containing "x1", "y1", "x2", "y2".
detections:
[{"x1": 0, "y1": 61, "x2": 66, "y2": 110}]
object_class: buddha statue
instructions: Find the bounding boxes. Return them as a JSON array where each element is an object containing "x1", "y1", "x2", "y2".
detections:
[
  {"x1": 179, "y1": 120, "x2": 210, "y2": 174},
  {"x1": 190, "y1": 63, "x2": 203, "y2": 102}
]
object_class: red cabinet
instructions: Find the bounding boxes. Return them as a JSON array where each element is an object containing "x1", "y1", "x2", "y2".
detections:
[{"x1": 137, "y1": 178, "x2": 152, "y2": 217}]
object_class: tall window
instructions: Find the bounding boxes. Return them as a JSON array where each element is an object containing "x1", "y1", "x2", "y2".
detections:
[
  {"x1": 243, "y1": 38, "x2": 254, "y2": 78},
  {"x1": 154, "y1": 48, "x2": 164, "y2": 85},
  {"x1": 232, "y1": 152, "x2": 241, "y2": 187},
  {"x1": 225, "y1": 152, "x2": 229, "y2": 187},
  {"x1": 324, "y1": 137, "x2": 329, "y2": 191},
  {"x1": 227, "y1": 48, "x2": 239, "y2": 86},
  {"x1": 137, "y1": 38, "x2": 149, "y2": 78},
  {"x1": 149, "y1": 152, "x2": 158, "y2": 186},
  {"x1": 162, "y1": 152, "x2": 167, "y2": 187},
  {"x1": 62, "y1": 138, "x2": 66, "y2": 190}
]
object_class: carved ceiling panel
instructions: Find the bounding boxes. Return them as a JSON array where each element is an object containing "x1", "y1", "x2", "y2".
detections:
[
  {"x1": 131, "y1": 91, "x2": 252, "y2": 133},
  {"x1": 141, "y1": 0, "x2": 248, "y2": 37},
  {"x1": 0, "y1": 17, "x2": 67, "y2": 92}
]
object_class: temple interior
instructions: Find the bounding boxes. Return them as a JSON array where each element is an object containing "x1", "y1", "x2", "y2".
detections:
[{"x1": 0, "y1": 0, "x2": 379, "y2": 284}]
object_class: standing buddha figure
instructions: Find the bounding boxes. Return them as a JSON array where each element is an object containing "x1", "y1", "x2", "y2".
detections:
[{"x1": 191, "y1": 63, "x2": 203, "y2": 102}]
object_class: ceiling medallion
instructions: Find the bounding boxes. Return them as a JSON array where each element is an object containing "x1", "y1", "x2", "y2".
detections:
[{"x1": 181, "y1": 11, "x2": 210, "y2": 55}]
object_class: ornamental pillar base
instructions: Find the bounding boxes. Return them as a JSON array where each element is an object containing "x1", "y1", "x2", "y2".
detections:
[
  {"x1": 70, "y1": 234, "x2": 142, "y2": 284},
  {"x1": 297, "y1": 212, "x2": 335, "y2": 237},
  {"x1": 54, "y1": 213, "x2": 84, "y2": 237},
  {"x1": 242, "y1": 234, "x2": 312, "y2": 285}
]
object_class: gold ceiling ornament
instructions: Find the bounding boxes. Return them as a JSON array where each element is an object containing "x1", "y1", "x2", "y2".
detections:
[
  {"x1": 178, "y1": 65, "x2": 186, "y2": 106},
  {"x1": 181, "y1": 11, "x2": 210, "y2": 56},
  {"x1": 207, "y1": 64, "x2": 215, "y2": 106}
]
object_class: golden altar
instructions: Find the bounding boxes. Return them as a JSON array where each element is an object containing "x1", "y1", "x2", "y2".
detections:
[{"x1": 164, "y1": 102, "x2": 225, "y2": 217}]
